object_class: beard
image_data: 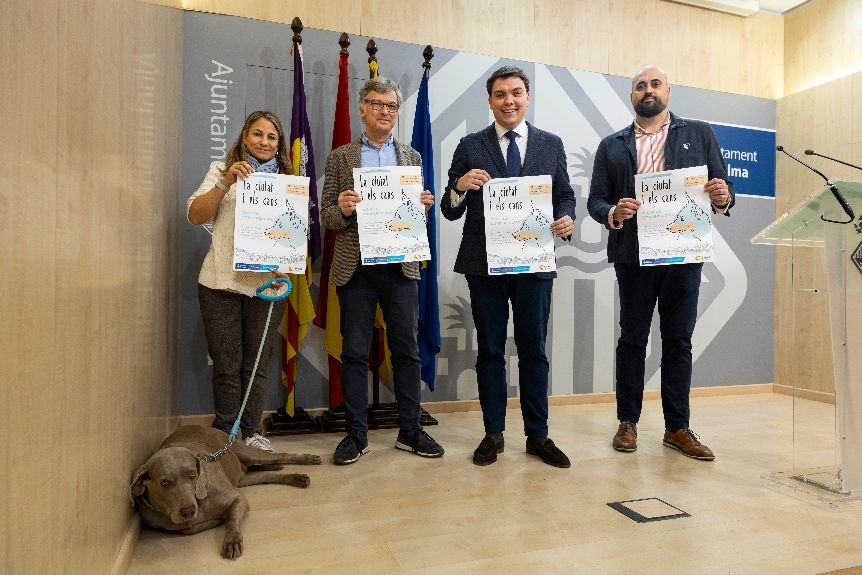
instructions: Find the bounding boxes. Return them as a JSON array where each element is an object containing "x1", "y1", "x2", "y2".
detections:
[{"x1": 634, "y1": 97, "x2": 666, "y2": 118}]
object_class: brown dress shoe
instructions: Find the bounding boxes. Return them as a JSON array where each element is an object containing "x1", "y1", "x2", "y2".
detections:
[
  {"x1": 612, "y1": 421, "x2": 637, "y2": 452},
  {"x1": 663, "y1": 428, "x2": 715, "y2": 460}
]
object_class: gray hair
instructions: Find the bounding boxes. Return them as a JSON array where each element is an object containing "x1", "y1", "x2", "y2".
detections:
[{"x1": 359, "y1": 76, "x2": 403, "y2": 107}]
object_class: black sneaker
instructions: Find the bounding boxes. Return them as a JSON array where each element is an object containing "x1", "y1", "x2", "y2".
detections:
[
  {"x1": 333, "y1": 434, "x2": 369, "y2": 465},
  {"x1": 526, "y1": 436, "x2": 571, "y2": 468},
  {"x1": 395, "y1": 429, "x2": 444, "y2": 458}
]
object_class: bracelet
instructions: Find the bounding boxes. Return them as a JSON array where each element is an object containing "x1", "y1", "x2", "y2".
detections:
[
  {"x1": 215, "y1": 180, "x2": 230, "y2": 194},
  {"x1": 712, "y1": 200, "x2": 729, "y2": 210}
]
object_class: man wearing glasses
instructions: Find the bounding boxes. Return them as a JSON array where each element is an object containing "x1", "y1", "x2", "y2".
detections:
[{"x1": 320, "y1": 76, "x2": 444, "y2": 465}]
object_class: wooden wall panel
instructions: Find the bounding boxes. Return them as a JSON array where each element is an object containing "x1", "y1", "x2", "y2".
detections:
[
  {"x1": 0, "y1": 2, "x2": 62, "y2": 573},
  {"x1": 0, "y1": 1, "x2": 183, "y2": 574},
  {"x1": 359, "y1": 0, "x2": 461, "y2": 62},
  {"x1": 855, "y1": 73, "x2": 862, "y2": 167},
  {"x1": 676, "y1": 10, "x2": 783, "y2": 98},
  {"x1": 183, "y1": 0, "x2": 361, "y2": 33},
  {"x1": 534, "y1": 0, "x2": 610, "y2": 73},
  {"x1": 784, "y1": 0, "x2": 862, "y2": 96},
  {"x1": 181, "y1": 0, "x2": 784, "y2": 98},
  {"x1": 775, "y1": 71, "x2": 862, "y2": 393}
]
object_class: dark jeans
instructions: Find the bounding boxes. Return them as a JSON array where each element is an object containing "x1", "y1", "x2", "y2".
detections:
[
  {"x1": 614, "y1": 263, "x2": 702, "y2": 431},
  {"x1": 336, "y1": 264, "x2": 421, "y2": 437},
  {"x1": 198, "y1": 284, "x2": 286, "y2": 438},
  {"x1": 466, "y1": 274, "x2": 553, "y2": 438}
]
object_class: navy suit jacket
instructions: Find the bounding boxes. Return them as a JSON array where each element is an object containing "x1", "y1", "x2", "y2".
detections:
[
  {"x1": 441, "y1": 122, "x2": 577, "y2": 278},
  {"x1": 587, "y1": 112, "x2": 734, "y2": 264}
]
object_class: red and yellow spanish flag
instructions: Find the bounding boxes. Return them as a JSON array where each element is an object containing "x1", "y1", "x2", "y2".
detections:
[{"x1": 314, "y1": 44, "x2": 352, "y2": 409}]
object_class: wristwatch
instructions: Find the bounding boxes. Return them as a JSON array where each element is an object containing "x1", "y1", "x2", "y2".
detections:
[{"x1": 449, "y1": 182, "x2": 466, "y2": 196}]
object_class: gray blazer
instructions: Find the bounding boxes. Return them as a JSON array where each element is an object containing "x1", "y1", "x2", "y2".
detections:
[
  {"x1": 320, "y1": 137, "x2": 423, "y2": 286},
  {"x1": 441, "y1": 123, "x2": 577, "y2": 278}
]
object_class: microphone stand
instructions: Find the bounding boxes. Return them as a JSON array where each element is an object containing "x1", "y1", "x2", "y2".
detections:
[
  {"x1": 776, "y1": 145, "x2": 854, "y2": 224},
  {"x1": 804, "y1": 149, "x2": 862, "y2": 172}
]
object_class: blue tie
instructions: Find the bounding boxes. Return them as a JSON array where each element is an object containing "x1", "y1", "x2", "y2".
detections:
[{"x1": 505, "y1": 130, "x2": 521, "y2": 177}]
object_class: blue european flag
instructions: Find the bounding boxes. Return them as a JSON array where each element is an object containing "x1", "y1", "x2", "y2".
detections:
[{"x1": 411, "y1": 65, "x2": 440, "y2": 391}]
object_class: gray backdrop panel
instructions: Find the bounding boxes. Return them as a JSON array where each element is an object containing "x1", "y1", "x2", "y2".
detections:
[{"x1": 180, "y1": 11, "x2": 775, "y2": 417}]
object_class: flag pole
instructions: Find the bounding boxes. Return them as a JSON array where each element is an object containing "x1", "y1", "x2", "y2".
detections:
[
  {"x1": 265, "y1": 15, "x2": 321, "y2": 435},
  {"x1": 367, "y1": 38, "x2": 385, "y2": 411},
  {"x1": 366, "y1": 39, "x2": 378, "y2": 78},
  {"x1": 311, "y1": 32, "x2": 352, "y2": 432},
  {"x1": 412, "y1": 45, "x2": 440, "y2": 427}
]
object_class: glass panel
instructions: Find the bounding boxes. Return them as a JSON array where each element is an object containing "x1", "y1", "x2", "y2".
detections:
[
  {"x1": 789, "y1": 230, "x2": 840, "y2": 491},
  {"x1": 752, "y1": 181, "x2": 862, "y2": 247}
]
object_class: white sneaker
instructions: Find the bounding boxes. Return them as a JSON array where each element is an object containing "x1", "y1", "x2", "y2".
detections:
[{"x1": 244, "y1": 433, "x2": 274, "y2": 452}]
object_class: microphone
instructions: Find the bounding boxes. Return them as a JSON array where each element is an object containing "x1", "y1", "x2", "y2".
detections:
[
  {"x1": 804, "y1": 149, "x2": 862, "y2": 172},
  {"x1": 776, "y1": 145, "x2": 854, "y2": 224}
]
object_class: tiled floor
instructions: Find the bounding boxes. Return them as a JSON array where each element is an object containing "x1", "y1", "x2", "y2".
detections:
[{"x1": 127, "y1": 393, "x2": 862, "y2": 574}]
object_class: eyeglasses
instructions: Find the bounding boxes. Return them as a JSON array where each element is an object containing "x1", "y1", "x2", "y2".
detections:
[{"x1": 365, "y1": 99, "x2": 400, "y2": 113}]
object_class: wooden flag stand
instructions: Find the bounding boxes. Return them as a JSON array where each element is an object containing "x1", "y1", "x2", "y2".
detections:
[
  {"x1": 313, "y1": 327, "x2": 439, "y2": 433},
  {"x1": 266, "y1": 407, "x2": 320, "y2": 435}
]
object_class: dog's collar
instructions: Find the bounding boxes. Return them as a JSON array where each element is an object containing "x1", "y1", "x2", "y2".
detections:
[{"x1": 136, "y1": 491, "x2": 158, "y2": 512}]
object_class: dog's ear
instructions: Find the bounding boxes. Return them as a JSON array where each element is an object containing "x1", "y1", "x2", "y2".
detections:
[
  {"x1": 129, "y1": 462, "x2": 149, "y2": 506},
  {"x1": 194, "y1": 457, "x2": 208, "y2": 500}
]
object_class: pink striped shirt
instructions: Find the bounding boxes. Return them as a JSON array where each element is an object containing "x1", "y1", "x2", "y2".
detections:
[{"x1": 634, "y1": 112, "x2": 670, "y2": 174}]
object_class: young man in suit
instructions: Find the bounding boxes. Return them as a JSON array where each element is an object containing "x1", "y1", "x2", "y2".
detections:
[
  {"x1": 442, "y1": 66, "x2": 577, "y2": 468},
  {"x1": 320, "y1": 76, "x2": 444, "y2": 465}
]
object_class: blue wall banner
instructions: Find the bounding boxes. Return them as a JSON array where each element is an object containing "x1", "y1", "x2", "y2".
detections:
[{"x1": 711, "y1": 123, "x2": 776, "y2": 198}]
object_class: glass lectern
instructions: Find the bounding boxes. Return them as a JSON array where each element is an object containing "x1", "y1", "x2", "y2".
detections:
[{"x1": 753, "y1": 180, "x2": 862, "y2": 495}]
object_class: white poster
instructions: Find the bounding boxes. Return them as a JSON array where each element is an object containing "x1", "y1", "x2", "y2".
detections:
[
  {"x1": 232, "y1": 172, "x2": 310, "y2": 274},
  {"x1": 353, "y1": 166, "x2": 430, "y2": 265},
  {"x1": 635, "y1": 165, "x2": 714, "y2": 266},
  {"x1": 484, "y1": 175, "x2": 556, "y2": 275}
]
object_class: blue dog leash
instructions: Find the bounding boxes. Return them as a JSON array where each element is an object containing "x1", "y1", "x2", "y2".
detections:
[{"x1": 204, "y1": 277, "x2": 292, "y2": 462}]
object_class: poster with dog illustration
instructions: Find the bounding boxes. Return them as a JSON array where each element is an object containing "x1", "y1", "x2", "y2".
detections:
[
  {"x1": 232, "y1": 172, "x2": 310, "y2": 273},
  {"x1": 484, "y1": 175, "x2": 556, "y2": 275},
  {"x1": 353, "y1": 165, "x2": 430, "y2": 265},
  {"x1": 635, "y1": 165, "x2": 714, "y2": 266}
]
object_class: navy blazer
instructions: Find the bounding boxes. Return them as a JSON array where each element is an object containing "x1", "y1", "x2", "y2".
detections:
[
  {"x1": 587, "y1": 112, "x2": 734, "y2": 264},
  {"x1": 441, "y1": 123, "x2": 577, "y2": 278}
]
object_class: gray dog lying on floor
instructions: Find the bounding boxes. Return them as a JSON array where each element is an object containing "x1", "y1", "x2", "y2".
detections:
[{"x1": 130, "y1": 425, "x2": 320, "y2": 559}]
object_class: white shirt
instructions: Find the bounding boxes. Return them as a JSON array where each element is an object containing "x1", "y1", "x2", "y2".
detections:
[{"x1": 450, "y1": 121, "x2": 529, "y2": 207}]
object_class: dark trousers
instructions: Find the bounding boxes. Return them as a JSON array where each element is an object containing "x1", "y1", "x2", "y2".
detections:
[
  {"x1": 466, "y1": 274, "x2": 553, "y2": 438},
  {"x1": 198, "y1": 284, "x2": 286, "y2": 438},
  {"x1": 336, "y1": 264, "x2": 422, "y2": 437},
  {"x1": 614, "y1": 262, "x2": 702, "y2": 431}
]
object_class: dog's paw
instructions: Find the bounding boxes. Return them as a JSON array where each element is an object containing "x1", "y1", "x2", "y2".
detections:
[
  {"x1": 293, "y1": 473, "x2": 311, "y2": 488},
  {"x1": 221, "y1": 531, "x2": 243, "y2": 559},
  {"x1": 304, "y1": 454, "x2": 322, "y2": 465}
]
